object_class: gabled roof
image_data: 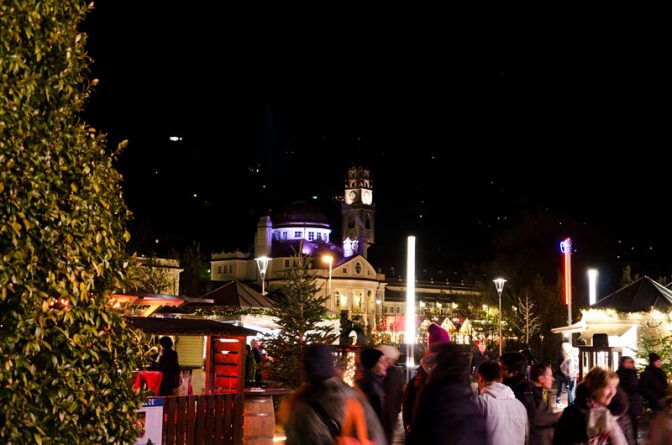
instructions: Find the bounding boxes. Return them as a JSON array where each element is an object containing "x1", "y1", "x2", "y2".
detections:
[
  {"x1": 594, "y1": 276, "x2": 672, "y2": 312},
  {"x1": 125, "y1": 316, "x2": 257, "y2": 336},
  {"x1": 195, "y1": 280, "x2": 274, "y2": 309}
]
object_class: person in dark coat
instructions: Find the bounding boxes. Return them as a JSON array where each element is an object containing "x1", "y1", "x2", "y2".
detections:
[
  {"x1": 377, "y1": 345, "x2": 403, "y2": 445},
  {"x1": 406, "y1": 343, "x2": 487, "y2": 445},
  {"x1": 616, "y1": 356, "x2": 642, "y2": 439},
  {"x1": 157, "y1": 336, "x2": 180, "y2": 396},
  {"x1": 500, "y1": 351, "x2": 537, "y2": 437},
  {"x1": 608, "y1": 387, "x2": 637, "y2": 445},
  {"x1": 356, "y1": 348, "x2": 389, "y2": 443},
  {"x1": 282, "y1": 344, "x2": 385, "y2": 445},
  {"x1": 472, "y1": 341, "x2": 496, "y2": 376},
  {"x1": 402, "y1": 323, "x2": 449, "y2": 433},
  {"x1": 641, "y1": 352, "x2": 669, "y2": 412}
]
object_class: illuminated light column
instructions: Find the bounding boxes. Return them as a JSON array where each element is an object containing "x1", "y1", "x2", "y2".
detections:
[
  {"x1": 560, "y1": 238, "x2": 572, "y2": 325},
  {"x1": 405, "y1": 236, "x2": 416, "y2": 380},
  {"x1": 255, "y1": 256, "x2": 270, "y2": 295},
  {"x1": 588, "y1": 269, "x2": 598, "y2": 306}
]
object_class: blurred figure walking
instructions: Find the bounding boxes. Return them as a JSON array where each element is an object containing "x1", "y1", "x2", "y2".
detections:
[
  {"x1": 406, "y1": 343, "x2": 487, "y2": 445},
  {"x1": 282, "y1": 344, "x2": 385, "y2": 445}
]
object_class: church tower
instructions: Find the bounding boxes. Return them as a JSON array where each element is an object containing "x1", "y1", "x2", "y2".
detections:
[{"x1": 341, "y1": 166, "x2": 375, "y2": 258}]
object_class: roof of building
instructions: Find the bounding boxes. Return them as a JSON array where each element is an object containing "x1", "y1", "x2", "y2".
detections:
[
  {"x1": 594, "y1": 276, "x2": 672, "y2": 311},
  {"x1": 270, "y1": 239, "x2": 342, "y2": 259},
  {"x1": 125, "y1": 316, "x2": 258, "y2": 336},
  {"x1": 274, "y1": 201, "x2": 330, "y2": 228},
  {"x1": 195, "y1": 280, "x2": 274, "y2": 309}
]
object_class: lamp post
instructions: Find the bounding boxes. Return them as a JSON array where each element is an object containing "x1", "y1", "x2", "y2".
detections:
[
  {"x1": 322, "y1": 255, "x2": 333, "y2": 305},
  {"x1": 493, "y1": 278, "x2": 507, "y2": 356},
  {"x1": 255, "y1": 256, "x2": 270, "y2": 295}
]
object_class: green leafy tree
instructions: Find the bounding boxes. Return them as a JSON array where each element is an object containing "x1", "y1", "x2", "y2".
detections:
[
  {"x1": 264, "y1": 253, "x2": 337, "y2": 388},
  {"x1": 0, "y1": 2, "x2": 145, "y2": 443},
  {"x1": 124, "y1": 257, "x2": 173, "y2": 294}
]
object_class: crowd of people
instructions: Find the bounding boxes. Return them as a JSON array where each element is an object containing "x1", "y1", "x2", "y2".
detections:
[{"x1": 281, "y1": 326, "x2": 672, "y2": 445}]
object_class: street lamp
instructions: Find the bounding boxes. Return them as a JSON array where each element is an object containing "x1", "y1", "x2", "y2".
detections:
[
  {"x1": 493, "y1": 277, "x2": 507, "y2": 356},
  {"x1": 322, "y1": 255, "x2": 333, "y2": 305},
  {"x1": 255, "y1": 256, "x2": 270, "y2": 295}
]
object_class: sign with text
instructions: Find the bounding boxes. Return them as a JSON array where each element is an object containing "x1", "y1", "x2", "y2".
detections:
[{"x1": 135, "y1": 397, "x2": 163, "y2": 445}]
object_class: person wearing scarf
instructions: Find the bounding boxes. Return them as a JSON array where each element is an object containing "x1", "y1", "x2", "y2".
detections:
[{"x1": 553, "y1": 367, "x2": 626, "y2": 445}]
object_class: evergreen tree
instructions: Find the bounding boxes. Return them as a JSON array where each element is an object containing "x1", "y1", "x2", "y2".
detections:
[
  {"x1": 0, "y1": 2, "x2": 145, "y2": 443},
  {"x1": 264, "y1": 253, "x2": 337, "y2": 388}
]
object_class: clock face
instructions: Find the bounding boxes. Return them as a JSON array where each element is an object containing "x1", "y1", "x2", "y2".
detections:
[
  {"x1": 361, "y1": 189, "x2": 372, "y2": 205},
  {"x1": 347, "y1": 190, "x2": 357, "y2": 204}
]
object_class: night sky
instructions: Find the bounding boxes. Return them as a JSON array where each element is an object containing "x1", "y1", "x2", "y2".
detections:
[{"x1": 81, "y1": 5, "x2": 670, "y2": 291}]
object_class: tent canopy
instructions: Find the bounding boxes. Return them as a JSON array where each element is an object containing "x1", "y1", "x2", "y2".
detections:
[
  {"x1": 125, "y1": 316, "x2": 258, "y2": 336},
  {"x1": 195, "y1": 281, "x2": 274, "y2": 309},
  {"x1": 593, "y1": 276, "x2": 672, "y2": 312}
]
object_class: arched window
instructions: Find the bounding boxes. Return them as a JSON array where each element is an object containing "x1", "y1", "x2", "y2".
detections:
[
  {"x1": 348, "y1": 216, "x2": 355, "y2": 229},
  {"x1": 365, "y1": 215, "x2": 371, "y2": 229},
  {"x1": 355, "y1": 262, "x2": 362, "y2": 274}
]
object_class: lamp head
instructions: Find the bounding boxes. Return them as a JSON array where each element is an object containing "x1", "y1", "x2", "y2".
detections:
[
  {"x1": 321, "y1": 255, "x2": 333, "y2": 265},
  {"x1": 493, "y1": 278, "x2": 506, "y2": 294},
  {"x1": 255, "y1": 256, "x2": 270, "y2": 274}
]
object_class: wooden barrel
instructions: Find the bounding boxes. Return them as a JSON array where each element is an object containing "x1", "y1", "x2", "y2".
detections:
[{"x1": 243, "y1": 396, "x2": 275, "y2": 445}]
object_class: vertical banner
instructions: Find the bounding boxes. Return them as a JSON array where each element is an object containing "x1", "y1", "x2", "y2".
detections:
[{"x1": 135, "y1": 397, "x2": 164, "y2": 445}]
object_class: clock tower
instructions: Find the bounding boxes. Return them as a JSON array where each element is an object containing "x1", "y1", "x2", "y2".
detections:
[{"x1": 342, "y1": 166, "x2": 375, "y2": 258}]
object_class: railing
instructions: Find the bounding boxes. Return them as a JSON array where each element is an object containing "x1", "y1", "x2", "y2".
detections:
[{"x1": 162, "y1": 393, "x2": 243, "y2": 445}]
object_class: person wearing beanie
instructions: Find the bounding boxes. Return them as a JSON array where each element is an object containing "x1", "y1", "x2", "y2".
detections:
[
  {"x1": 641, "y1": 351, "x2": 668, "y2": 412},
  {"x1": 377, "y1": 345, "x2": 404, "y2": 445},
  {"x1": 360, "y1": 348, "x2": 385, "y2": 372},
  {"x1": 406, "y1": 343, "x2": 487, "y2": 444},
  {"x1": 302, "y1": 343, "x2": 336, "y2": 385},
  {"x1": 283, "y1": 344, "x2": 385, "y2": 445},
  {"x1": 356, "y1": 348, "x2": 389, "y2": 441},
  {"x1": 427, "y1": 323, "x2": 450, "y2": 353}
]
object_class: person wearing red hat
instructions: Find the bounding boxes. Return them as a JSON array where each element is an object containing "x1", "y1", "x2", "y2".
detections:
[{"x1": 402, "y1": 323, "x2": 450, "y2": 435}]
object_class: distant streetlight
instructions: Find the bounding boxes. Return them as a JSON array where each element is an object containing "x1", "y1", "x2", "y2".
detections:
[
  {"x1": 493, "y1": 278, "x2": 507, "y2": 356},
  {"x1": 588, "y1": 269, "x2": 598, "y2": 305},
  {"x1": 322, "y1": 255, "x2": 333, "y2": 304},
  {"x1": 255, "y1": 256, "x2": 270, "y2": 295}
]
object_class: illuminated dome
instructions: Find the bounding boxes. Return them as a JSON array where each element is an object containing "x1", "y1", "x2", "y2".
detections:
[{"x1": 275, "y1": 201, "x2": 330, "y2": 228}]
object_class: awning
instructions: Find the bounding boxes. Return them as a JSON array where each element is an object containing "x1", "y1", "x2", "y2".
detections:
[
  {"x1": 551, "y1": 321, "x2": 634, "y2": 337},
  {"x1": 125, "y1": 317, "x2": 258, "y2": 337}
]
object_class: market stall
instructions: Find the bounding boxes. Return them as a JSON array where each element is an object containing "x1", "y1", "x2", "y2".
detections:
[{"x1": 126, "y1": 316, "x2": 258, "y2": 445}]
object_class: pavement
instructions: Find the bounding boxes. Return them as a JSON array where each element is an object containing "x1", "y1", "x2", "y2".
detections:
[{"x1": 392, "y1": 386, "x2": 651, "y2": 444}]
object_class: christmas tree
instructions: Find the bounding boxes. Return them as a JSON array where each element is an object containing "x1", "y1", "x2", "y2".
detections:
[{"x1": 264, "y1": 252, "x2": 337, "y2": 388}]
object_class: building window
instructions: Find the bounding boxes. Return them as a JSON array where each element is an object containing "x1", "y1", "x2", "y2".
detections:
[
  {"x1": 308, "y1": 232, "x2": 314, "y2": 241},
  {"x1": 348, "y1": 216, "x2": 355, "y2": 229},
  {"x1": 342, "y1": 268, "x2": 347, "y2": 273},
  {"x1": 282, "y1": 231, "x2": 287, "y2": 240},
  {"x1": 355, "y1": 262, "x2": 362, "y2": 274},
  {"x1": 316, "y1": 232, "x2": 322, "y2": 241},
  {"x1": 217, "y1": 266, "x2": 222, "y2": 274},
  {"x1": 295, "y1": 231, "x2": 302, "y2": 238},
  {"x1": 366, "y1": 215, "x2": 371, "y2": 229},
  {"x1": 325, "y1": 234, "x2": 329, "y2": 242},
  {"x1": 284, "y1": 259, "x2": 290, "y2": 268}
]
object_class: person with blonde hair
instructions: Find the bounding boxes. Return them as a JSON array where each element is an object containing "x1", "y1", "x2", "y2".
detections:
[{"x1": 553, "y1": 367, "x2": 626, "y2": 445}]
